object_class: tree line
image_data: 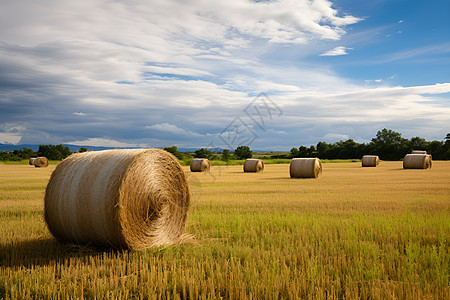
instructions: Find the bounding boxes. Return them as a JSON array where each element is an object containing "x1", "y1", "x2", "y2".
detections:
[
  {"x1": 281, "y1": 129, "x2": 450, "y2": 160},
  {"x1": 0, "y1": 145, "x2": 87, "y2": 161},
  {"x1": 164, "y1": 145, "x2": 252, "y2": 161},
  {"x1": 1, "y1": 129, "x2": 449, "y2": 162}
]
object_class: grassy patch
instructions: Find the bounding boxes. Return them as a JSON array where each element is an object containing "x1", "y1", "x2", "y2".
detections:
[{"x1": 0, "y1": 162, "x2": 449, "y2": 298}]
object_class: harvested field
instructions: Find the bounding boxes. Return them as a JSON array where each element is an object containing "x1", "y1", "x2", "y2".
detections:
[{"x1": 0, "y1": 161, "x2": 449, "y2": 298}]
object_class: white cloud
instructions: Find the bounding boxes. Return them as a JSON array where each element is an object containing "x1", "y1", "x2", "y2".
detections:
[
  {"x1": 0, "y1": 124, "x2": 24, "y2": 144},
  {"x1": 66, "y1": 138, "x2": 140, "y2": 148},
  {"x1": 379, "y1": 43, "x2": 450, "y2": 63},
  {"x1": 322, "y1": 133, "x2": 349, "y2": 142},
  {"x1": 320, "y1": 46, "x2": 351, "y2": 56},
  {"x1": 0, "y1": 132, "x2": 21, "y2": 144},
  {"x1": 146, "y1": 123, "x2": 205, "y2": 137},
  {"x1": 365, "y1": 79, "x2": 383, "y2": 83},
  {"x1": 0, "y1": 0, "x2": 449, "y2": 149}
]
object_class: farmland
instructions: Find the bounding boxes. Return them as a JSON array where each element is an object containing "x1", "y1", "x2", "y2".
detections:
[{"x1": 0, "y1": 161, "x2": 449, "y2": 299}]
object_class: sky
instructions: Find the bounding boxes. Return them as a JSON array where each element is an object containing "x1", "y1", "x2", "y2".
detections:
[{"x1": 0, "y1": 0, "x2": 449, "y2": 150}]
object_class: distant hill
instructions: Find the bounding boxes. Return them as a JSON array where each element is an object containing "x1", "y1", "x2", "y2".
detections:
[
  {"x1": 0, "y1": 144, "x2": 275, "y2": 153},
  {"x1": 0, "y1": 144, "x2": 231, "y2": 153},
  {"x1": 0, "y1": 143, "x2": 138, "y2": 152}
]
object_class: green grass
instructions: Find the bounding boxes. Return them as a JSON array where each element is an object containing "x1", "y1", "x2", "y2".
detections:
[
  {"x1": 0, "y1": 159, "x2": 59, "y2": 165},
  {"x1": 0, "y1": 162, "x2": 449, "y2": 298},
  {"x1": 179, "y1": 158, "x2": 361, "y2": 166}
]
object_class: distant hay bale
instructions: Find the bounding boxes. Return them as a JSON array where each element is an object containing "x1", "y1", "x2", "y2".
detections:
[
  {"x1": 29, "y1": 157, "x2": 49, "y2": 168},
  {"x1": 44, "y1": 149, "x2": 190, "y2": 250},
  {"x1": 361, "y1": 155, "x2": 379, "y2": 167},
  {"x1": 190, "y1": 158, "x2": 210, "y2": 172},
  {"x1": 290, "y1": 158, "x2": 322, "y2": 178},
  {"x1": 411, "y1": 150, "x2": 427, "y2": 154},
  {"x1": 243, "y1": 159, "x2": 264, "y2": 172},
  {"x1": 403, "y1": 154, "x2": 432, "y2": 169}
]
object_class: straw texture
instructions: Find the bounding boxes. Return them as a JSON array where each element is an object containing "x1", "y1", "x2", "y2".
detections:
[
  {"x1": 29, "y1": 157, "x2": 49, "y2": 168},
  {"x1": 361, "y1": 155, "x2": 379, "y2": 167},
  {"x1": 290, "y1": 158, "x2": 322, "y2": 178},
  {"x1": 411, "y1": 150, "x2": 427, "y2": 154},
  {"x1": 243, "y1": 159, "x2": 264, "y2": 172},
  {"x1": 403, "y1": 154, "x2": 432, "y2": 169},
  {"x1": 190, "y1": 158, "x2": 210, "y2": 172},
  {"x1": 44, "y1": 149, "x2": 190, "y2": 250}
]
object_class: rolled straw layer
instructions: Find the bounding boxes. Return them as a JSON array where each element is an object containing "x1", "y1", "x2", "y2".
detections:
[
  {"x1": 44, "y1": 149, "x2": 190, "y2": 249},
  {"x1": 411, "y1": 150, "x2": 427, "y2": 154},
  {"x1": 403, "y1": 154, "x2": 432, "y2": 169},
  {"x1": 290, "y1": 158, "x2": 322, "y2": 178},
  {"x1": 361, "y1": 155, "x2": 379, "y2": 167},
  {"x1": 29, "y1": 157, "x2": 49, "y2": 168},
  {"x1": 190, "y1": 158, "x2": 210, "y2": 172},
  {"x1": 243, "y1": 159, "x2": 264, "y2": 172}
]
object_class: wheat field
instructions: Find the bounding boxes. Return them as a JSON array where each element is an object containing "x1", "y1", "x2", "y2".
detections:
[{"x1": 0, "y1": 161, "x2": 448, "y2": 299}]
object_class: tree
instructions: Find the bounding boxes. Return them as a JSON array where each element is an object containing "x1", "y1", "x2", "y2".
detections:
[
  {"x1": 409, "y1": 136, "x2": 428, "y2": 151},
  {"x1": 298, "y1": 146, "x2": 309, "y2": 157},
  {"x1": 79, "y1": 147, "x2": 88, "y2": 153},
  {"x1": 222, "y1": 149, "x2": 230, "y2": 161},
  {"x1": 37, "y1": 144, "x2": 72, "y2": 160},
  {"x1": 371, "y1": 128, "x2": 407, "y2": 160},
  {"x1": 316, "y1": 142, "x2": 329, "y2": 159},
  {"x1": 194, "y1": 148, "x2": 212, "y2": 159},
  {"x1": 234, "y1": 145, "x2": 252, "y2": 160},
  {"x1": 164, "y1": 146, "x2": 184, "y2": 159},
  {"x1": 289, "y1": 147, "x2": 299, "y2": 158},
  {"x1": 340, "y1": 139, "x2": 358, "y2": 159}
]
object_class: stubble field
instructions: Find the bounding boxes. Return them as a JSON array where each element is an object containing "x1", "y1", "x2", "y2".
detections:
[{"x1": 0, "y1": 161, "x2": 449, "y2": 299}]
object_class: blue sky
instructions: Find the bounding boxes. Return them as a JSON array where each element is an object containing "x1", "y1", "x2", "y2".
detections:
[{"x1": 0, "y1": 0, "x2": 449, "y2": 150}]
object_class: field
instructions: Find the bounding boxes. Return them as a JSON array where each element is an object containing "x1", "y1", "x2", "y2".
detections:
[{"x1": 0, "y1": 161, "x2": 449, "y2": 299}]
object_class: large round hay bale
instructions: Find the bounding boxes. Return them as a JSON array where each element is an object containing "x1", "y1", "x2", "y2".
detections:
[
  {"x1": 361, "y1": 155, "x2": 379, "y2": 167},
  {"x1": 243, "y1": 159, "x2": 264, "y2": 172},
  {"x1": 29, "y1": 157, "x2": 49, "y2": 168},
  {"x1": 190, "y1": 158, "x2": 210, "y2": 172},
  {"x1": 411, "y1": 150, "x2": 427, "y2": 154},
  {"x1": 403, "y1": 154, "x2": 432, "y2": 169},
  {"x1": 290, "y1": 158, "x2": 322, "y2": 178},
  {"x1": 44, "y1": 149, "x2": 190, "y2": 250}
]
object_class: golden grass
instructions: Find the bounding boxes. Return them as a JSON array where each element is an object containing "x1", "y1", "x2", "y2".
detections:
[{"x1": 0, "y1": 161, "x2": 449, "y2": 299}]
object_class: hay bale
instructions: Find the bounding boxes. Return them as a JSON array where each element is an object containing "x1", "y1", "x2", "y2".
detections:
[
  {"x1": 290, "y1": 158, "x2": 322, "y2": 178},
  {"x1": 411, "y1": 150, "x2": 427, "y2": 154},
  {"x1": 190, "y1": 158, "x2": 210, "y2": 172},
  {"x1": 44, "y1": 149, "x2": 190, "y2": 250},
  {"x1": 243, "y1": 159, "x2": 264, "y2": 172},
  {"x1": 403, "y1": 154, "x2": 432, "y2": 169},
  {"x1": 29, "y1": 157, "x2": 49, "y2": 168},
  {"x1": 361, "y1": 155, "x2": 379, "y2": 167}
]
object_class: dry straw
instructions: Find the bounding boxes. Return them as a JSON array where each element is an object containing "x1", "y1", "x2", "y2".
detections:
[
  {"x1": 290, "y1": 158, "x2": 322, "y2": 178},
  {"x1": 44, "y1": 149, "x2": 190, "y2": 250},
  {"x1": 29, "y1": 157, "x2": 49, "y2": 168},
  {"x1": 403, "y1": 154, "x2": 432, "y2": 169},
  {"x1": 243, "y1": 159, "x2": 264, "y2": 172},
  {"x1": 190, "y1": 158, "x2": 210, "y2": 172},
  {"x1": 411, "y1": 150, "x2": 427, "y2": 154},
  {"x1": 361, "y1": 155, "x2": 379, "y2": 167}
]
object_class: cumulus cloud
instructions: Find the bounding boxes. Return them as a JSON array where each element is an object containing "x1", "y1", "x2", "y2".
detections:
[
  {"x1": 146, "y1": 123, "x2": 208, "y2": 138},
  {"x1": 0, "y1": 0, "x2": 448, "y2": 149},
  {"x1": 66, "y1": 138, "x2": 141, "y2": 148},
  {"x1": 320, "y1": 46, "x2": 351, "y2": 56}
]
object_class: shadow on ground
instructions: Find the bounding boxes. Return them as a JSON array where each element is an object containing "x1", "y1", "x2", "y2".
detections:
[{"x1": 0, "y1": 238, "x2": 117, "y2": 268}]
